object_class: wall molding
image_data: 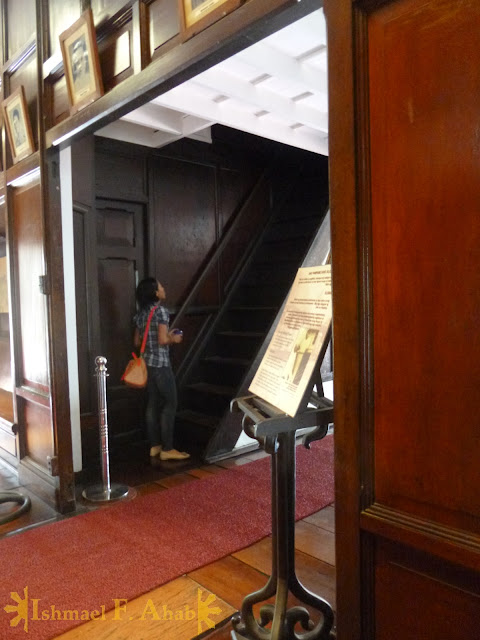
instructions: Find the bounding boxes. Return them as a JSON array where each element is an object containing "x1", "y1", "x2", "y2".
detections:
[{"x1": 361, "y1": 502, "x2": 480, "y2": 570}]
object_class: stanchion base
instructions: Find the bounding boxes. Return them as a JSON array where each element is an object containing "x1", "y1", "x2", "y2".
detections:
[
  {"x1": 82, "y1": 483, "x2": 130, "y2": 503},
  {"x1": 0, "y1": 492, "x2": 32, "y2": 525}
]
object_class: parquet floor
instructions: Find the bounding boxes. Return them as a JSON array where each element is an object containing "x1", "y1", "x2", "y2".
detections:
[{"x1": 0, "y1": 445, "x2": 336, "y2": 640}]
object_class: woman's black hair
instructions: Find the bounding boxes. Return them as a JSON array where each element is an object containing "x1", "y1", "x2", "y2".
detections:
[{"x1": 136, "y1": 277, "x2": 158, "y2": 309}]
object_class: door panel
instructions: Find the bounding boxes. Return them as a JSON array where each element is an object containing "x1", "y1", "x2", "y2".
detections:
[
  {"x1": 13, "y1": 184, "x2": 49, "y2": 391},
  {"x1": 368, "y1": 0, "x2": 480, "y2": 529},
  {"x1": 326, "y1": 0, "x2": 480, "y2": 637},
  {"x1": 375, "y1": 541, "x2": 480, "y2": 640}
]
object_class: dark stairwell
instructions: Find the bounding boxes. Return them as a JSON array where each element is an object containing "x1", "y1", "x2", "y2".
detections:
[{"x1": 172, "y1": 158, "x2": 330, "y2": 461}]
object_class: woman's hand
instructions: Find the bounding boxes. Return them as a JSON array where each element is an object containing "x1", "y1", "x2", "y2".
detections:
[
  {"x1": 158, "y1": 324, "x2": 183, "y2": 345},
  {"x1": 168, "y1": 330, "x2": 183, "y2": 344}
]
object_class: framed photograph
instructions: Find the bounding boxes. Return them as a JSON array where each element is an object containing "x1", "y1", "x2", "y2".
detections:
[
  {"x1": 2, "y1": 87, "x2": 35, "y2": 164},
  {"x1": 179, "y1": 0, "x2": 244, "y2": 40},
  {"x1": 59, "y1": 9, "x2": 104, "y2": 114}
]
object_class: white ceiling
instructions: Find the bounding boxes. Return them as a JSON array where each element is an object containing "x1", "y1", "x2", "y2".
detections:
[{"x1": 96, "y1": 8, "x2": 328, "y2": 156}]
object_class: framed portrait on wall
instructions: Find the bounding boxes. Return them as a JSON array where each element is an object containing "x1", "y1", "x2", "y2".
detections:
[
  {"x1": 59, "y1": 9, "x2": 104, "y2": 114},
  {"x1": 2, "y1": 87, "x2": 35, "y2": 164},
  {"x1": 179, "y1": 0, "x2": 244, "y2": 40}
]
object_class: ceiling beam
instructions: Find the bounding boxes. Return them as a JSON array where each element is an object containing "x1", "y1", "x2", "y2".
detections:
[
  {"x1": 121, "y1": 103, "x2": 185, "y2": 134},
  {"x1": 95, "y1": 120, "x2": 182, "y2": 148},
  {"x1": 191, "y1": 66, "x2": 328, "y2": 132},
  {"x1": 235, "y1": 42, "x2": 327, "y2": 94},
  {"x1": 154, "y1": 87, "x2": 328, "y2": 155}
]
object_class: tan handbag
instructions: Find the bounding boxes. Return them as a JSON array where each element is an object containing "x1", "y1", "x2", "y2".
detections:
[
  {"x1": 121, "y1": 306, "x2": 156, "y2": 388},
  {"x1": 121, "y1": 353, "x2": 148, "y2": 388}
]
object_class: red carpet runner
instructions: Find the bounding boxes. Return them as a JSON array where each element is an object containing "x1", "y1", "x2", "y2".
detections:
[{"x1": 0, "y1": 436, "x2": 333, "y2": 639}]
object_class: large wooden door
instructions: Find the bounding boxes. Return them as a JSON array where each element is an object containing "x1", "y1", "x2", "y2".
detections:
[
  {"x1": 326, "y1": 0, "x2": 480, "y2": 637},
  {"x1": 96, "y1": 199, "x2": 146, "y2": 445}
]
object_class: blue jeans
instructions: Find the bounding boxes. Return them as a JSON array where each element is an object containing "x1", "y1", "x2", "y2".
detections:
[{"x1": 145, "y1": 366, "x2": 177, "y2": 450}]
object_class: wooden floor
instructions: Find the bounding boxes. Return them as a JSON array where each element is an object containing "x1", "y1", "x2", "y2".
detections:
[{"x1": 0, "y1": 445, "x2": 336, "y2": 640}]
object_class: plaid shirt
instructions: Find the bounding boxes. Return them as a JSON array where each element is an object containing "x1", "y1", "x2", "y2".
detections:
[{"x1": 133, "y1": 304, "x2": 170, "y2": 368}]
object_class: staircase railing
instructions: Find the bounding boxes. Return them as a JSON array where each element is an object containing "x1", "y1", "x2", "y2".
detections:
[{"x1": 204, "y1": 208, "x2": 331, "y2": 460}]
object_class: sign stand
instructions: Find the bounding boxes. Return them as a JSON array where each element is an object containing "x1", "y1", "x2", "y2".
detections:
[{"x1": 230, "y1": 349, "x2": 334, "y2": 640}]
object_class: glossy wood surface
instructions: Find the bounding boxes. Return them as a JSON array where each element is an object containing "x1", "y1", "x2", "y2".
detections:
[
  {"x1": 369, "y1": 0, "x2": 480, "y2": 529},
  {"x1": 324, "y1": 0, "x2": 361, "y2": 635},
  {"x1": 327, "y1": 0, "x2": 480, "y2": 637},
  {"x1": 375, "y1": 540, "x2": 480, "y2": 640}
]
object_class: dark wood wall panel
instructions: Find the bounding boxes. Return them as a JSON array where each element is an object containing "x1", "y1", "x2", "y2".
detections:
[
  {"x1": 95, "y1": 149, "x2": 147, "y2": 200},
  {"x1": 72, "y1": 136, "x2": 95, "y2": 204},
  {"x1": 12, "y1": 183, "x2": 49, "y2": 390},
  {"x1": 218, "y1": 167, "x2": 256, "y2": 292},
  {"x1": 149, "y1": 0, "x2": 180, "y2": 57},
  {"x1": 6, "y1": 0, "x2": 35, "y2": 59},
  {"x1": 151, "y1": 157, "x2": 217, "y2": 307},
  {"x1": 218, "y1": 168, "x2": 255, "y2": 231},
  {"x1": 369, "y1": 0, "x2": 480, "y2": 529},
  {"x1": 219, "y1": 172, "x2": 269, "y2": 292},
  {"x1": 21, "y1": 400, "x2": 53, "y2": 467},
  {"x1": 375, "y1": 541, "x2": 480, "y2": 640}
]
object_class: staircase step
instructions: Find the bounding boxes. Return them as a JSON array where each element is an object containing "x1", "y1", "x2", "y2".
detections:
[
  {"x1": 253, "y1": 257, "x2": 298, "y2": 266},
  {"x1": 204, "y1": 355, "x2": 250, "y2": 367},
  {"x1": 216, "y1": 331, "x2": 264, "y2": 339},
  {"x1": 188, "y1": 382, "x2": 236, "y2": 397},
  {"x1": 177, "y1": 409, "x2": 218, "y2": 430},
  {"x1": 228, "y1": 305, "x2": 277, "y2": 313},
  {"x1": 232, "y1": 285, "x2": 286, "y2": 306},
  {"x1": 225, "y1": 306, "x2": 277, "y2": 332}
]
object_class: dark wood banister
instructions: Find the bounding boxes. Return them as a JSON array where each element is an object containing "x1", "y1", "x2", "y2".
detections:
[{"x1": 170, "y1": 169, "x2": 269, "y2": 331}]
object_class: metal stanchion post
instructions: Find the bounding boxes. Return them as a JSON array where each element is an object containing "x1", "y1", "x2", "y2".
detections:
[{"x1": 82, "y1": 356, "x2": 130, "y2": 503}]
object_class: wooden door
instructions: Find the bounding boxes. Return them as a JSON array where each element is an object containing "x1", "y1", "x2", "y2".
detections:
[
  {"x1": 326, "y1": 0, "x2": 480, "y2": 637},
  {"x1": 95, "y1": 198, "x2": 146, "y2": 445}
]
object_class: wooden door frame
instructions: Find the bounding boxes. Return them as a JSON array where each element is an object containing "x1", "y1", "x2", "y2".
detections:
[{"x1": 324, "y1": 1, "x2": 368, "y2": 638}]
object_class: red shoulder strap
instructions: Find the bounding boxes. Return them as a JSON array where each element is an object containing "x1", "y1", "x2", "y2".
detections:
[{"x1": 140, "y1": 305, "x2": 157, "y2": 355}]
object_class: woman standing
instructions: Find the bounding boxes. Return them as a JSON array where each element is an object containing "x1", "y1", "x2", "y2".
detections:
[{"x1": 133, "y1": 277, "x2": 190, "y2": 461}]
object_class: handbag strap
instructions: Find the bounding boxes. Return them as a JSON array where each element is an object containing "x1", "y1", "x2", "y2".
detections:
[{"x1": 140, "y1": 305, "x2": 157, "y2": 355}]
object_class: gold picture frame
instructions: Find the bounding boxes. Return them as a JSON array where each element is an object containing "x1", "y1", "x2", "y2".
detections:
[
  {"x1": 59, "y1": 9, "x2": 104, "y2": 114},
  {"x1": 179, "y1": 0, "x2": 244, "y2": 41},
  {"x1": 2, "y1": 87, "x2": 35, "y2": 164}
]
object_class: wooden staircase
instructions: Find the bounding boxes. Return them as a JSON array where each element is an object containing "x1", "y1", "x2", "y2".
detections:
[{"x1": 175, "y1": 167, "x2": 329, "y2": 458}]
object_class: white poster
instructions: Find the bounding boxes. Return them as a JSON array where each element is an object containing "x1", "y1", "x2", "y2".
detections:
[{"x1": 249, "y1": 265, "x2": 332, "y2": 417}]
